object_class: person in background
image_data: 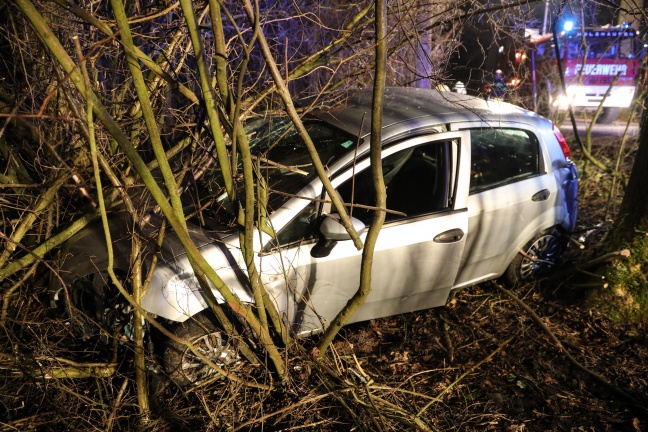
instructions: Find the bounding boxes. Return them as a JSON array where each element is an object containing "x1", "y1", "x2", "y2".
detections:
[{"x1": 490, "y1": 69, "x2": 508, "y2": 100}]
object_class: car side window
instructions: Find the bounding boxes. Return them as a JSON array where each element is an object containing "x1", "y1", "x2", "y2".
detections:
[
  {"x1": 469, "y1": 128, "x2": 540, "y2": 193},
  {"x1": 336, "y1": 141, "x2": 452, "y2": 224}
]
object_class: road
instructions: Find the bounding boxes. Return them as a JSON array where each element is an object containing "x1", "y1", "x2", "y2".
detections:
[{"x1": 560, "y1": 119, "x2": 639, "y2": 138}]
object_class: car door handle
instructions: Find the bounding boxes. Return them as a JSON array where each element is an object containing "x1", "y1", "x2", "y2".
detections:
[
  {"x1": 433, "y1": 228, "x2": 464, "y2": 243},
  {"x1": 532, "y1": 189, "x2": 550, "y2": 201}
]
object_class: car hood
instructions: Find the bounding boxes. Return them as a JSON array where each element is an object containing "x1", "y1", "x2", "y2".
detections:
[
  {"x1": 155, "y1": 218, "x2": 238, "y2": 263},
  {"x1": 55, "y1": 212, "x2": 238, "y2": 287}
]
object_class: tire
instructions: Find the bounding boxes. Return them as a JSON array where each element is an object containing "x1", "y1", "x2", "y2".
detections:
[
  {"x1": 504, "y1": 230, "x2": 564, "y2": 285},
  {"x1": 595, "y1": 107, "x2": 619, "y2": 124},
  {"x1": 164, "y1": 312, "x2": 241, "y2": 387}
]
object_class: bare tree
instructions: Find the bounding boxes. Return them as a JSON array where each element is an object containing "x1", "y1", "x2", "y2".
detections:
[{"x1": 0, "y1": 0, "x2": 575, "y2": 429}]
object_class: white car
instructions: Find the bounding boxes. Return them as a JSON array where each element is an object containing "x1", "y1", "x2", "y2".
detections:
[{"x1": 53, "y1": 88, "x2": 578, "y2": 384}]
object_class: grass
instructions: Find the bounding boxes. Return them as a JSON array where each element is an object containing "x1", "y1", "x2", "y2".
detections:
[{"x1": 601, "y1": 234, "x2": 648, "y2": 322}]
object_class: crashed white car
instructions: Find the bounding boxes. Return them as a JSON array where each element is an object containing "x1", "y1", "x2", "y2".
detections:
[{"x1": 52, "y1": 88, "x2": 578, "y2": 384}]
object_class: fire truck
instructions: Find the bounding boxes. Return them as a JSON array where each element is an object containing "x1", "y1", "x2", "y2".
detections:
[{"x1": 550, "y1": 23, "x2": 645, "y2": 123}]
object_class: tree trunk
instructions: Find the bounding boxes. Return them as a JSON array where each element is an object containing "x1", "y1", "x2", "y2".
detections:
[{"x1": 617, "y1": 95, "x2": 648, "y2": 237}]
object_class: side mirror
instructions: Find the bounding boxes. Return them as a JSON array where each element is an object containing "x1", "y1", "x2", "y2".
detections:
[{"x1": 311, "y1": 214, "x2": 366, "y2": 258}]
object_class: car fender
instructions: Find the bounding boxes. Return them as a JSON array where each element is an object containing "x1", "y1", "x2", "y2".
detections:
[{"x1": 142, "y1": 234, "x2": 255, "y2": 322}]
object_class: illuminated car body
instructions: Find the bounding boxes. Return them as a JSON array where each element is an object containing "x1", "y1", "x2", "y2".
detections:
[{"x1": 54, "y1": 88, "x2": 578, "y2": 336}]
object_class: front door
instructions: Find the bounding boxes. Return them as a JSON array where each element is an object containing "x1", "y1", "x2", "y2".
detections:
[{"x1": 261, "y1": 131, "x2": 471, "y2": 335}]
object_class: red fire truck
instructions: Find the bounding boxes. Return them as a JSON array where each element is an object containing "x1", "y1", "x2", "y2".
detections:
[{"x1": 547, "y1": 24, "x2": 645, "y2": 123}]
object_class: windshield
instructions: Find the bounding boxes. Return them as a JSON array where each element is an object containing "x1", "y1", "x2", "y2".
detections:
[
  {"x1": 250, "y1": 117, "x2": 359, "y2": 211},
  {"x1": 206, "y1": 117, "x2": 359, "y2": 216},
  {"x1": 560, "y1": 30, "x2": 642, "y2": 60}
]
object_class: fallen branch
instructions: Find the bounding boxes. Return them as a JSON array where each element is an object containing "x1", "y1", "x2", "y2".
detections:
[
  {"x1": 574, "y1": 267, "x2": 606, "y2": 280},
  {"x1": 41, "y1": 364, "x2": 117, "y2": 379},
  {"x1": 0, "y1": 412, "x2": 56, "y2": 431},
  {"x1": 107, "y1": 379, "x2": 130, "y2": 432},
  {"x1": 366, "y1": 392, "x2": 434, "y2": 432},
  {"x1": 565, "y1": 281, "x2": 609, "y2": 289},
  {"x1": 547, "y1": 249, "x2": 630, "y2": 281},
  {"x1": 308, "y1": 350, "x2": 435, "y2": 431},
  {"x1": 0, "y1": 262, "x2": 38, "y2": 326},
  {"x1": 439, "y1": 311, "x2": 454, "y2": 363},
  {"x1": 565, "y1": 233, "x2": 585, "y2": 249},
  {"x1": 0, "y1": 352, "x2": 118, "y2": 379},
  {"x1": 577, "y1": 249, "x2": 631, "y2": 270},
  {"x1": 518, "y1": 249, "x2": 555, "y2": 265}
]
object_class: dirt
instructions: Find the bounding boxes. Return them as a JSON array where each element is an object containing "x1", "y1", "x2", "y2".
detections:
[{"x1": 330, "y1": 283, "x2": 647, "y2": 431}]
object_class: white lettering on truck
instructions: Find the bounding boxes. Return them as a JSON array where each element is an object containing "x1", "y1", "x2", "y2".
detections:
[{"x1": 575, "y1": 64, "x2": 628, "y2": 76}]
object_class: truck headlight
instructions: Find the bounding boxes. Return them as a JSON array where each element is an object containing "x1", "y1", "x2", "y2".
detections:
[{"x1": 566, "y1": 85, "x2": 579, "y2": 97}]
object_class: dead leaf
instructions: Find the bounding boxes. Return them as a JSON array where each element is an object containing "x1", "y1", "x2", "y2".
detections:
[{"x1": 544, "y1": 376, "x2": 557, "y2": 384}]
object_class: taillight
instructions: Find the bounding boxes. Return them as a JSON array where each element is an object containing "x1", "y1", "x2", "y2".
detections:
[{"x1": 552, "y1": 124, "x2": 572, "y2": 160}]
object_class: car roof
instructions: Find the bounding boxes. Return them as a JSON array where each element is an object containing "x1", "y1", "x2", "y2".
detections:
[{"x1": 315, "y1": 87, "x2": 546, "y2": 141}]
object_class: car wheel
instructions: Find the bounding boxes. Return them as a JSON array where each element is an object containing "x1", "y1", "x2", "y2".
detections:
[
  {"x1": 164, "y1": 312, "x2": 240, "y2": 386},
  {"x1": 504, "y1": 230, "x2": 563, "y2": 285}
]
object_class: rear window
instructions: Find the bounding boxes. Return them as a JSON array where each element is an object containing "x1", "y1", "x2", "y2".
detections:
[{"x1": 468, "y1": 128, "x2": 540, "y2": 193}]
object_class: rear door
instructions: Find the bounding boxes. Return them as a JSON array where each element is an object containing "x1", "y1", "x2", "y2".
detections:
[
  {"x1": 450, "y1": 123, "x2": 559, "y2": 286},
  {"x1": 260, "y1": 131, "x2": 471, "y2": 335}
]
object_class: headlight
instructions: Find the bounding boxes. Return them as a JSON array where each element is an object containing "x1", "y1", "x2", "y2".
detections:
[
  {"x1": 566, "y1": 85, "x2": 579, "y2": 97},
  {"x1": 167, "y1": 274, "x2": 194, "y2": 294},
  {"x1": 553, "y1": 95, "x2": 570, "y2": 108}
]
